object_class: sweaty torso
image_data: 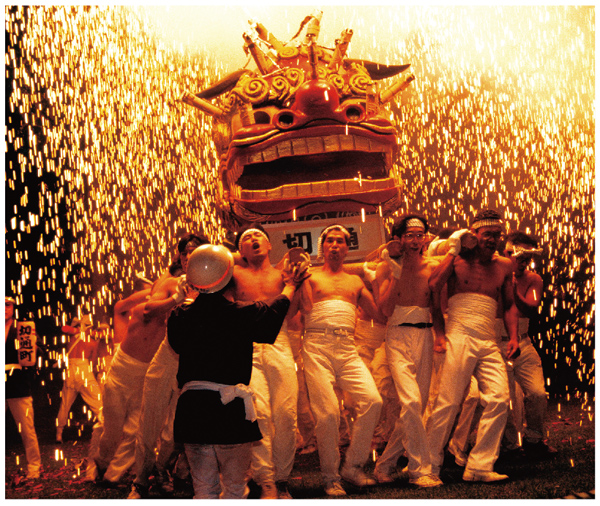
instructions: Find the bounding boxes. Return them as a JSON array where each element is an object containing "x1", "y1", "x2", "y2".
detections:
[
  {"x1": 450, "y1": 255, "x2": 510, "y2": 302},
  {"x1": 309, "y1": 268, "x2": 362, "y2": 306},
  {"x1": 233, "y1": 264, "x2": 284, "y2": 302},
  {"x1": 120, "y1": 303, "x2": 168, "y2": 363},
  {"x1": 388, "y1": 257, "x2": 438, "y2": 308}
]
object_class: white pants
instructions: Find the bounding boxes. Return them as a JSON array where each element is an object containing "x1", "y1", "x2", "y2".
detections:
[
  {"x1": 502, "y1": 336, "x2": 547, "y2": 446},
  {"x1": 370, "y1": 343, "x2": 401, "y2": 443},
  {"x1": 288, "y1": 328, "x2": 316, "y2": 450},
  {"x1": 376, "y1": 320, "x2": 434, "y2": 478},
  {"x1": 426, "y1": 333, "x2": 509, "y2": 474},
  {"x1": 303, "y1": 328, "x2": 382, "y2": 483},
  {"x1": 92, "y1": 347, "x2": 148, "y2": 474},
  {"x1": 250, "y1": 329, "x2": 298, "y2": 485},
  {"x1": 57, "y1": 358, "x2": 103, "y2": 430},
  {"x1": 185, "y1": 443, "x2": 252, "y2": 499},
  {"x1": 448, "y1": 377, "x2": 482, "y2": 461},
  {"x1": 6, "y1": 397, "x2": 42, "y2": 478},
  {"x1": 133, "y1": 336, "x2": 180, "y2": 486}
]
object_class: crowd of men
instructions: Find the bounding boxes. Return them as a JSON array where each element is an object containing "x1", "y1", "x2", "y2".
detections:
[{"x1": 5, "y1": 208, "x2": 556, "y2": 498}]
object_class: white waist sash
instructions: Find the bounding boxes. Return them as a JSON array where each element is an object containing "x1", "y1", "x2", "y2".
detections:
[{"x1": 180, "y1": 380, "x2": 257, "y2": 422}]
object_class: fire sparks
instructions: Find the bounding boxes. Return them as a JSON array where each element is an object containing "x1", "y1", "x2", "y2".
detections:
[{"x1": 4, "y1": 6, "x2": 594, "y2": 400}]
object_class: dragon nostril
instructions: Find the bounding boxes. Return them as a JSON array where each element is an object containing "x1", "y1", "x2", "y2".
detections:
[
  {"x1": 345, "y1": 106, "x2": 363, "y2": 122},
  {"x1": 277, "y1": 113, "x2": 295, "y2": 128}
]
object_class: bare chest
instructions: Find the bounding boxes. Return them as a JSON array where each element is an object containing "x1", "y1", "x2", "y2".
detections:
[
  {"x1": 311, "y1": 272, "x2": 360, "y2": 304},
  {"x1": 452, "y1": 260, "x2": 504, "y2": 300},
  {"x1": 234, "y1": 269, "x2": 283, "y2": 301}
]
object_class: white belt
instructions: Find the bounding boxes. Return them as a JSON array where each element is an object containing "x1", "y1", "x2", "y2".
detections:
[{"x1": 180, "y1": 380, "x2": 257, "y2": 422}]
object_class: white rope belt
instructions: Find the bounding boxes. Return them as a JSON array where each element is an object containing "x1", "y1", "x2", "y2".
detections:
[{"x1": 180, "y1": 380, "x2": 257, "y2": 422}]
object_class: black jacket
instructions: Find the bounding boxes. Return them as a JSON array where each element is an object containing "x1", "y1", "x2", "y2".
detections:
[{"x1": 168, "y1": 291, "x2": 290, "y2": 445}]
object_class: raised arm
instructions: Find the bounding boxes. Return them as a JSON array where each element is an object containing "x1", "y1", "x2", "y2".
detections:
[
  {"x1": 358, "y1": 281, "x2": 386, "y2": 325},
  {"x1": 376, "y1": 261, "x2": 397, "y2": 318},
  {"x1": 428, "y1": 253, "x2": 456, "y2": 353},
  {"x1": 114, "y1": 289, "x2": 151, "y2": 317},
  {"x1": 514, "y1": 273, "x2": 543, "y2": 318},
  {"x1": 501, "y1": 266, "x2": 519, "y2": 359},
  {"x1": 142, "y1": 276, "x2": 180, "y2": 321}
]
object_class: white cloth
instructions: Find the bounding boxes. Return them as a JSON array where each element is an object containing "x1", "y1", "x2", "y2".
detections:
[
  {"x1": 250, "y1": 326, "x2": 298, "y2": 485},
  {"x1": 376, "y1": 306, "x2": 435, "y2": 479},
  {"x1": 6, "y1": 397, "x2": 41, "y2": 478},
  {"x1": 426, "y1": 293, "x2": 510, "y2": 475},
  {"x1": 354, "y1": 319, "x2": 397, "y2": 444},
  {"x1": 304, "y1": 300, "x2": 356, "y2": 332},
  {"x1": 303, "y1": 300, "x2": 382, "y2": 482},
  {"x1": 180, "y1": 381, "x2": 257, "y2": 422},
  {"x1": 91, "y1": 347, "x2": 149, "y2": 474},
  {"x1": 57, "y1": 358, "x2": 103, "y2": 430},
  {"x1": 185, "y1": 442, "x2": 252, "y2": 499},
  {"x1": 133, "y1": 336, "x2": 180, "y2": 486}
]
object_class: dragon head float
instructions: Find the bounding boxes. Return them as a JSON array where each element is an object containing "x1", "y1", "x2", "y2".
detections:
[{"x1": 182, "y1": 10, "x2": 414, "y2": 231}]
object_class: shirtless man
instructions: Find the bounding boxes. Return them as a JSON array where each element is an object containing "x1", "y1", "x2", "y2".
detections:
[
  {"x1": 500, "y1": 231, "x2": 553, "y2": 457},
  {"x1": 90, "y1": 235, "x2": 199, "y2": 482},
  {"x1": 373, "y1": 215, "x2": 443, "y2": 488},
  {"x1": 232, "y1": 224, "x2": 299, "y2": 499},
  {"x1": 129, "y1": 233, "x2": 206, "y2": 498},
  {"x1": 298, "y1": 224, "x2": 384, "y2": 496},
  {"x1": 56, "y1": 315, "x2": 103, "y2": 444},
  {"x1": 426, "y1": 209, "x2": 519, "y2": 483},
  {"x1": 88, "y1": 277, "x2": 152, "y2": 483}
]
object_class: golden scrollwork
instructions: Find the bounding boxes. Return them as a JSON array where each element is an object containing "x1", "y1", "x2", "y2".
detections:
[
  {"x1": 270, "y1": 75, "x2": 291, "y2": 102},
  {"x1": 284, "y1": 67, "x2": 304, "y2": 88},
  {"x1": 278, "y1": 46, "x2": 299, "y2": 59},
  {"x1": 236, "y1": 75, "x2": 270, "y2": 104},
  {"x1": 327, "y1": 72, "x2": 346, "y2": 95},
  {"x1": 348, "y1": 72, "x2": 372, "y2": 96}
]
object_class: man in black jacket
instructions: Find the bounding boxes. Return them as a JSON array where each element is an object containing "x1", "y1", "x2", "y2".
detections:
[{"x1": 167, "y1": 244, "x2": 308, "y2": 499}]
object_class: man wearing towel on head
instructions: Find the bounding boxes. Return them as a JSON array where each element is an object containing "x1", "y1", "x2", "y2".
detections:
[
  {"x1": 372, "y1": 215, "x2": 444, "y2": 488},
  {"x1": 426, "y1": 209, "x2": 519, "y2": 483},
  {"x1": 297, "y1": 224, "x2": 384, "y2": 497},
  {"x1": 232, "y1": 224, "x2": 301, "y2": 500}
]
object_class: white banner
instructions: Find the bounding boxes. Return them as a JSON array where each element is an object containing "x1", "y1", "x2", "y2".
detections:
[{"x1": 263, "y1": 214, "x2": 386, "y2": 265}]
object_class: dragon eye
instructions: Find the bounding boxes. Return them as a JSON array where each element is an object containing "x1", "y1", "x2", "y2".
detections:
[{"x1": 254, "y1": 111, "x2": 270, "y2": 124}]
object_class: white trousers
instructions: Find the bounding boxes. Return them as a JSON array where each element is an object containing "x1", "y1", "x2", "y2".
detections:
[
  {"x1": 502, "y1": 336, "x2": 547, "y2": 446},
  {"x1": 133, "y1": 336, "x2": 180, "y2": 486},
  {"x1": 448, "y1": 376, "x2": 482, "y2": 460},
  {"x1": 185, "y1": 443, "x2": 252, "y2": 499},
  {"x1": 250, "y1": 329, "x2": 298, "y2": 485},
  {"x1": 6, "y1": 397, "x2": 42, "y2": 478},
  {"x1": 57, "y1": 358, "x2": 103, "y2": 430},
  {"x1": 376, "y1": 323, "x2": 434, "y2": 478},
  {"x1": 92, "y1": 348, "x2": 148, "y2": 474},
  {"x1": 303, "y1": 328, "x2": 382, "y2": 483},
  {"x1": 288, "y1": 329, "x2": 316, "y2": 450},
  {"x1": 426, "y1": 333, "x2": 509, "y2": 474}
]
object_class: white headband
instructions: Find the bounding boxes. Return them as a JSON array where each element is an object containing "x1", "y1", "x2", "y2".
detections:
[
  {"x1": 506, "y1": 241, "x2": 543, "y2": 257},
  {"x1": 238, "y1": 228, "x2": 270, "y2": 248},
  {"x1": 471, "y1": 218, "x2": 503, "y2": 230},
  {"x1": 317, "y1": 225, "x2": 350, "y2": 259},
  {"x1": 405, "y1": 218, "x2": 426, "y2": 230}
]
